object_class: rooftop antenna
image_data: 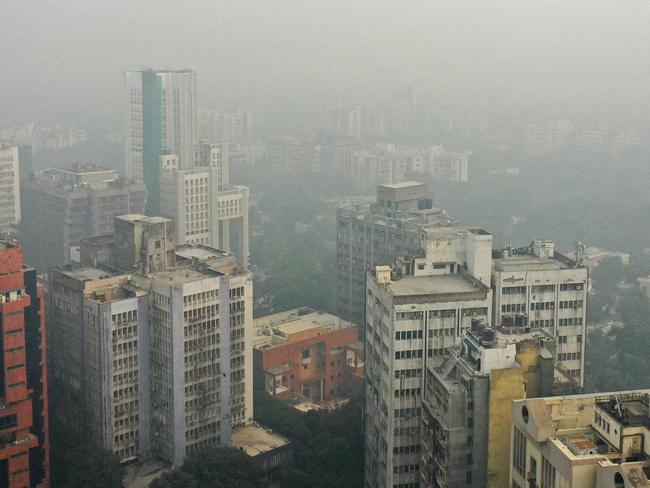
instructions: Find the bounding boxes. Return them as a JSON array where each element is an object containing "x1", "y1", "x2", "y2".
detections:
[{"x1": 575, "y1": 241, "x2": 585, "y2": 266}]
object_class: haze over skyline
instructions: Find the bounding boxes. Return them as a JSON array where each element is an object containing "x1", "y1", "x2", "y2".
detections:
[{"x1": 2, "y1": 0, "x2": 650, "y2": 126}]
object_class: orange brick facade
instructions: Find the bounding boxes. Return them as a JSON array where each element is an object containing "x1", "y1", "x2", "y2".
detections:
[
  {"x1": 257, "y1": 325, "x2": 362, "y2": 403},
  {"x1": 1, "y1": 239, "x2": 49, "y2": 488}
]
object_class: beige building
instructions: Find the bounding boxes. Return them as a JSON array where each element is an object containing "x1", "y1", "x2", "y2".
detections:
[
  {"x1": 159, "y1": 143, "x2": 249, "y2": 268},
  {"x1": 510, "y1": 390, "x2": 650, "y2": 488}
]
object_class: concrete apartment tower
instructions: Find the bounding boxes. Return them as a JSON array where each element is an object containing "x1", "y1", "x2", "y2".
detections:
[
  {"x1": 0, "y1": 237, "x2": 49, "y2": 488},
  {"x1": 336, "y1": 182, "x2": 457, "y2": 328},
  {"x1": 125, "y1": 69, "x2": 198, "y2": 214},
  {"x1": 364, "y1": 228, "x2": 493, "y2": 488},
  {"x1": 47, "y1": 222, "x2": 253, "y2": 467},
  {"x1": 0, "y1": 143, "x2": 21, "y2": 234},
  {"x1": 19, "y1": 164, "x2": 146, "y2": 272},
  {"x1": 492, "y1": 240, "x2": 588, "y2": 388}
]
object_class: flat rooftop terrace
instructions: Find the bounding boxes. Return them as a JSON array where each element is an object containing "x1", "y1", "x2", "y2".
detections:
[
  {"x1": 231, "y1": 424, "x2": 290, "y2": 457},
  {"x1": 59, "y1": 265, "x2": 118, "y2": 282},
  {"x1": 493, "y1": 254, "x2": 573, "y2": 272},
  {"x1": 388, "y1": 273, "x2": 485, "y2": 297}
]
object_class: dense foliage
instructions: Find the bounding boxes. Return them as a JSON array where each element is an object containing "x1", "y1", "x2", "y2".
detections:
[
  {"x1": 60, "y1": 445, "x2": 124, "y2": 488},
  {"x1": 254, "y1": 389, "x2": 364, "y2": 488},
  {"x1": 150, "y1": 447, "x2": 269, "y2": 488},
  {"x1": 585, "y1": 257, "x2": 650, "y2": 392}
]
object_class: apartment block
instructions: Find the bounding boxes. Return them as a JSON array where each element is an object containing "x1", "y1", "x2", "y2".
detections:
[
  {"x1": 0, "y1": 143, "x2": 21, "y2": 233},
  {"x1": 48, "y1": 241, "x2": 253, "y2": 467},
  {"x1": 20, "y1": 164, "x2": 146, "y2": 272},
  {"x1": 253, "y1": 309, "x2": 363, "y2": 404},
  {"x1": 510, "y1": 390, "x2": 650, "y2": 488},
  {"x1": 492, "y1": 240, "x2": 588, "y2": 388},
  {"x1": 159, "y1": 147, "x2": 249, "y2": 268},
  {"x1": 213, "y1": 111, "x2": 252, "y2": 144},
  {"x1": 0, "y1": 237, "x2": 49, "y2": 488},
  {"x1": 421, "y1": 325, "x2": 556, "y2": 488},
  {"x1": 336, "y1": 182, "x2": 457, "y2": 327},
  {"x1": 364, "y1": 252, "x2": 492, "y2": 488}
]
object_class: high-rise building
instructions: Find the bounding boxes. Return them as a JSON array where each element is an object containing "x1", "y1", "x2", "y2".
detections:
[
  {"x1": 159, "y1": 143, "x2": 250, "y2": 268},
  {"x1": 364, "y1": 234, "x2": 493, "y2": 488},
  {"x1": 492, "y1": 240, "x2": 588, "y2": 388},
  {"x1": 0, "y1": 142, "x2": 21, "y2": 233},
  {"x1": 48, "y1": 236, "x2": 252, "y2": 467},
  {"x1": 0, "y1": 237, "x2": 49, "y2": 488},
  {"x1": 20, "y1": 164, "x2": 146, "y2": 272},
  {"x1": 510, "y1": 390, "x2": 650, "y2": 488},
  {"x1": 214, "y1": 111, "x2": 252, "y2": 144},
  {"x1": 336, "y1": 182, "x2": 457, "y2": 328},
  {"x1": 421, "y1": 325, "x2": 557, "y2": 488},
  {"x1": 125, "y1": 69, "x2": 198, "y2": 214}
]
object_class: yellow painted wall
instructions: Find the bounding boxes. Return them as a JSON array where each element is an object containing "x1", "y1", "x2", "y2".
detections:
[{"x1": 487, "y1": 367, "x2": 526, "y2": 488}]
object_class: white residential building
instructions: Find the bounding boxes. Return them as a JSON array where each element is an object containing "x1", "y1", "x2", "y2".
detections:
[
  {"x1": 0, "y1": 142, "x2": 20, "y2": 232},
  {"x1": 492, "y1": 240, "x2": 588, "y2": 388},
  {"x1": 364, "y1": 229, "x2": 493, "y2": 488}
]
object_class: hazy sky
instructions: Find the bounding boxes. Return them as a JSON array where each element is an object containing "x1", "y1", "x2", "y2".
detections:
[{"x1": 2, "y1": 0, "x2": 650, "y2": 123}]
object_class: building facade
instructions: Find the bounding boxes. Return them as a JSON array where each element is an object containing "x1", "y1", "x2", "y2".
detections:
[
  {"x1": 492, "y1": 240, "x2": 588, "y2": 388},
  {"x1": 0, "y1": 143, "x2": 21, "y2": 233},
  {"x1": 48, "y1": 240, "x2": 253, "y2": 467},
  {"x1": 364, "y1": 249, "x2": 492, "y2": 488},
  {"x1": 510, "y1": 390, "x2": 650, "y2": 488},
  {"x1": 125, "y1": 69, "x2": 198, "y2": 213},
  {"x1": 336, "y1": 182, "x2": 457, "y2": 327},
  {"x1": 20, "y1": 164, "x2": 146, "y2": 272},
  {"x1": 253, "y1": 309, "x2": 363, "y2": 404},
  {"x1": 0, "y1": 237, "x2": 49, "y2": 488}
]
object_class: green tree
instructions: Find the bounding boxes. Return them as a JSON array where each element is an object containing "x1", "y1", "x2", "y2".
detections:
[
  {"x1": 64, "y1": 446, "x2": 124, "y2": 488},
  {"x1": 150, "y1": 447, "x2": 268, "y2": 488}
]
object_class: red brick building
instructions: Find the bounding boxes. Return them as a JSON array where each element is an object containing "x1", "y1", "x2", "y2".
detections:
[
  {"x1": 253, "y1": 310, "x2": 363, "y2": 404},
  {"x1": 0, "y1": 237, "x2": 49, "y2": 488}
]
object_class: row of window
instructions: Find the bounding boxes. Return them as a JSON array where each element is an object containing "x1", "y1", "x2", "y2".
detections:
[
  {"x1": 557, "y1": 352, "x2": 581, "y2": 361},
  {"x1": 395, "y1": 330, "x2": 423, "y2": 340},
  {"x1": 394, "y1": 388, "x2": 421, "y2": 398},
  {"x1": 395, "y1": 350, "x2": 423, "y2": 360},
  {"x1": 559, "y1": 317, "x2": 583, "y2": 326},
  {"x1": 394, "y1": 407, "x2": 422, "y2": 418},
  {"x1": 393, "y1": 464, "x2": 419, "y2": 474}
]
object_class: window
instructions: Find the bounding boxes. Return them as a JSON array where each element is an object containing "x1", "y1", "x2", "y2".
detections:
[{"x1": 513, "y1": 427, "x2": 527, "y2": 475}]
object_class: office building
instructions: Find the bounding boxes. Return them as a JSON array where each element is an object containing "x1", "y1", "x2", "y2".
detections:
[
  {"x1": 214, "y1": 111, "x2": 252, "y2": 144},
  {"x1": 253, "y1": 309, "x2": 363, "y2": 404},
  {"x1": 20, "y1": 164, "x2": 146, "y2": 272},
  {"x1": 159, "y1": 143, "x2": 250, "y2": 268},
  {"x1": 492, "y1": 240, "x2": 588, "y2": 388},
  {"x1": 421, "y1": 325, "x2": 557, "y2": 488},
  {"x1": 364, "y1": 236, "x2": 493, "y2": 488},
  {"x1": 336, "y1": 182, "x2": 457, "y2": 327},
  {"x1": 510, "y1": 390, "x2": 650, "y2": 488},
  {"x1": 265, "y1": 136, "x2": 306, "y2": 174},
  {"x1": 125, "y1": 69, "x2": 198, "y2": 213},
  {"x1": 0, "y1": 143, "x2": 21, "y2": 233},
  {"x1": 0, "y1": 237, "x2": 49, "y2": 488},
  {"x1": 48, "y1": 239, "x2": 253, "y2": 467}
]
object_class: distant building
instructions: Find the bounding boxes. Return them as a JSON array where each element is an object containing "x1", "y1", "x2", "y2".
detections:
[
  {"x1": 265, "y1": 136, "x2": 305, "y2": 174},
  {"x1": 525, "y1": 120, "x2": 574, "y2": 157},
  {"x1": 336, "y1": 182, "x2": 457, "y2": 327},
  {"x1": 0, "y1": 142, "x2": 21, "y2": 233},
  {"x1": 510, "y1": 390, "x2": 650, "y2": 488},
  {"x1": 48, "y1": 239, "x2": 253, "y2": 467},
  {"x1": 0, "y1": 237, "x2": 50, "y2": 488},
  {"x1": 20, "y1": 164, "x2": 146, "y2": 272},
  {"x1": 159, "y1": 143, "x2": 250, "y2": 268},
  {"x1": 253, "y1": 309, "x2": 363, "y2": 405},
  {"x1": 492, "y1": 240, "x2": 588, "y2": 388},
  {"x1": 638, "y1": 276, "x2": 650, "y2": 301},
  {"x1": 125, "y1": 69, "x2": 198, "y2": 213},
  {"x1": 214, "y1": 111, "x2": 253, "y2": 144}
]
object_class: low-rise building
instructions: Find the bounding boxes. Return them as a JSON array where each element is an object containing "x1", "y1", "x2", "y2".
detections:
[
  {"x1": 253, "y1": 309, "x2": 362, "y2": 405},
  {"x1": 231, "y1": 424, "x2": 293, "y2": 482},
  {"x1": 510, "y1": 390, "x2": 650, "y2": 488}
]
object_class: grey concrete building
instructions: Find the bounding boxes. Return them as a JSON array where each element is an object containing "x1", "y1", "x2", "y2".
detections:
[
  {"x1": 48, "y1": 241, "x2": 253, "y2": 467},
  {"x1": 336, "y1": 182, "x2": 457, "y2": 327},
  {"x1": 364, "y1": 232, "x2": 492, "y2": 488},
  {"x1": 492, "y1": 240, "x2": 588, "y2": 388},
  {"x1": 20, "y1": 163, "x2": 146, "y2": 272},
  {"x1": 0, "y1": 142, "x2": 21, "y2": 233}
]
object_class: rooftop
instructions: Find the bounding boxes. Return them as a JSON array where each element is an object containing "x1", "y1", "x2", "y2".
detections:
[
  {"x1": 148, "y1": 267, "x2": 219, "y2": 285},
  {"x1": 176, "y1": 244, "x2": 233, "y2": 262},
  {"x1": 58, "y1": 264, "x2": 118, "y2": 282},
  {"x1": 231, "y1": 424, "x2": 290, "y2": 458},
  {"x1": 387, "y1": 272, "x2": 485, "y2": 297},
  {"x1": 117, "y1": 214, "x2": 172, "y2": 224},
  {"x1": 378, "y1": 181, "x2": 425, "y2": 189}
]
